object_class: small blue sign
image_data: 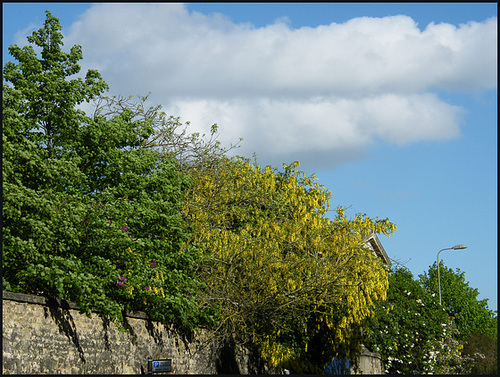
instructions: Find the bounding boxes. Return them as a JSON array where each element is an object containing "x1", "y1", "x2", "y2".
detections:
[{"x1": 148, "y1": 358, "x2": 172, "y2": 373}]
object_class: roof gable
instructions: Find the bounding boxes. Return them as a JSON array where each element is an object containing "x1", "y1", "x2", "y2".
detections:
[{"x1": 363, "y1": 233, "x2": 392, "y2": 268}]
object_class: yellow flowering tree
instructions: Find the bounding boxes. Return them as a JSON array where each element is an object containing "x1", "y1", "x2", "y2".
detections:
[{"x1": 184, "y1": 156, "x2": 396, "y2": 372}]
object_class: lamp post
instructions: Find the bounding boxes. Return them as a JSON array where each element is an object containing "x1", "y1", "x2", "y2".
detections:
[{"x1": 437, "y1": 244, "x2": 467, "y2": 305}]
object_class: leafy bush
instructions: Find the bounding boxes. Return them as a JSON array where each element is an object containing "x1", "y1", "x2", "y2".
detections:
[
  {"x1": 364, "y1": 267, "x2": 468, "y2": 374},
  {"x1": 2, "y1": 11, "x2": 214, "y2": 331}
]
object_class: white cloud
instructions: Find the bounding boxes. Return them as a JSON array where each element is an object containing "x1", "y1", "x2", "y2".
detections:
[
  {"x1": 63, "y1": 3, "x2": 496, "y2": 169},
  {"x1": 13, "y1": 23, "x2": 39, "y2": 46},
  {"x1": 168, "y1": 94, "x2": 463, "y2": 167}
]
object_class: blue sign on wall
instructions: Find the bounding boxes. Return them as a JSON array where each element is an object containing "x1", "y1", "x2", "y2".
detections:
[{"x1": 147, "y1": 358, "x2": 172, "y2": 374}]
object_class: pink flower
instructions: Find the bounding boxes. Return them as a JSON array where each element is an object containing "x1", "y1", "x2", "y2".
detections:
[
  {"x1": 83, "y1": 219, "x2": 88, "y2": 225},
  {"x1": 151, "y1": 261, "x2": 157, "y2": 268},
  {"x1": 121, "y1": 225, "x2": 129, "y2": 233},
  {"x1": 145, "y1": 286, "x2": 150, "y2": 291},
  {"x1": 115, "y1": 276, "x2": 127, "y2": 286}
]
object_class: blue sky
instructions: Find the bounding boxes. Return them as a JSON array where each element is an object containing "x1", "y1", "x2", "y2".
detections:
[{"x1": 3, "y1": 3, "x2": 497, "y2": 312}]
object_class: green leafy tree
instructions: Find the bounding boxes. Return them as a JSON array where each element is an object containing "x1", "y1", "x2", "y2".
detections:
[
  {"x1": 364, "y1": 267, "x2": 468, "y2": 374},
  {"x1": 419, "y1": 262, "x2": 497, "y2": 340},
  {"x1": 2, "y1": 11, "x2": 213, "y2": 331},
  {"x1": 419, "y1": 263, "x2": 498, "y2": 374}
]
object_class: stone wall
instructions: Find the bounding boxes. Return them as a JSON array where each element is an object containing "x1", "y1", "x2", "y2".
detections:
[
  {"x1": 2, "y1": 291, "x2": 264, "y2": 374},
  {"x1": 3, "y1": 290, "x2": 383, "y2": 375}
]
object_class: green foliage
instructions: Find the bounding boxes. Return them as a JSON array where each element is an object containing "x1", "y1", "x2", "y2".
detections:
[
  {"x1": 419, "y1": 263, "x2": 498, "y2": 375},
  {"x1": 2, "y1": 11, "x2": 213, "y2": 331},
  {"x1": 2, "y1": 11, "x2": 107, "y2": 156},
  {"x1": 364, "y1": 267, "x2": 468, "y2": 374},
  {"x1": 419, "y1": 262, "x2": 497, "y2": 341},
  {"x1": 364, "y1": 263, "x2": 497, "y2": 374}
]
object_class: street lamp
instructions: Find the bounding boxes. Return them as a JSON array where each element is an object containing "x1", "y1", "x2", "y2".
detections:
[{"x1": 437, "y1": 244, "x2": 467, "y2": 305}]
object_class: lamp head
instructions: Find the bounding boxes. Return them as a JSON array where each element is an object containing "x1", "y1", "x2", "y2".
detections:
[{"x1": 452, "y1": 244, "x2": 467, "y2": 250}]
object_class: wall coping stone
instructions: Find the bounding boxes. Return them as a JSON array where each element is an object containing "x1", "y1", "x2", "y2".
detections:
[{"x1": 2, "y1": 290, "x2": 149, "y2": 320}]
